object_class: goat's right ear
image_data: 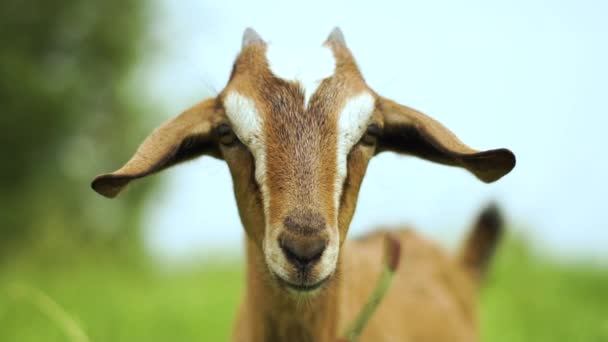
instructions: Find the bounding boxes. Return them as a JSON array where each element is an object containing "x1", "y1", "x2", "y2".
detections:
[{"x1": 91, "y1": 98, "x2": 223, "y2": 198}]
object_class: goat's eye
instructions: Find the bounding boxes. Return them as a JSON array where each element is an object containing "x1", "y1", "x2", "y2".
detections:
[
  {"x1": 217, "y1": 123, "x2": 238, "y2": 146},
  {"x1": 360, "y1": 123, "x2": 381, "y2": 146}
]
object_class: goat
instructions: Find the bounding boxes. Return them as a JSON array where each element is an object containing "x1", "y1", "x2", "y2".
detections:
[{"x1": 91, "y1": 28, "x2": 515, "y2": 341}]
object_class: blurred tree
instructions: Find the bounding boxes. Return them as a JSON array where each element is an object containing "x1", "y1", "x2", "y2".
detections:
[{"x1": 0, "y1": 0, "x2": 153, "y2": 258}]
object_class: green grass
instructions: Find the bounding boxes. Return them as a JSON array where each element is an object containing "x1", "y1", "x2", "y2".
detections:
[
  {"x1": 0, "y1": 260, "x2": 243, "y2": 342},
  {"x1": 1, "y1": 240, "x2": 607, "y2": 341},
  {"x1": 481, "y1": 241, "x2": 608, "y2": 342}
]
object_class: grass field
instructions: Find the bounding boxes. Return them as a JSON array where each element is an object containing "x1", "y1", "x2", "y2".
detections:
[{"x1": 1, "y1": 239, "x2": 607, "y2": 342}]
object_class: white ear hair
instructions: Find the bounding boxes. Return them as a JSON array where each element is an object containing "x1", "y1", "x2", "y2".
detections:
[
  {"x1": 326, "y1": 27, "x2": 346, "y2": 47},
  {"x1": 242, "y1": 27, "x2": 264, "y2": 48}
]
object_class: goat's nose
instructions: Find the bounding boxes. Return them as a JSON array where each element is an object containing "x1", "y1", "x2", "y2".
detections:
[
  {"x1": 283, "y1": 210, "x2": 326, "y2": 234},
  {"x1": 279, "y1": 234, "x2": 326, "y2": 270}
]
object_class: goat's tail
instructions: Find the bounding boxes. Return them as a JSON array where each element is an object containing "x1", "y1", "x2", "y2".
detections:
[{"x1": 459, "y1": 203, "x2": 504, "y2": 283}]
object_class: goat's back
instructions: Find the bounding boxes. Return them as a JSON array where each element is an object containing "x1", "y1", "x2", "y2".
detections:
[{"x1": 338, "y1": 229, "x2": 479, "y2": 342}]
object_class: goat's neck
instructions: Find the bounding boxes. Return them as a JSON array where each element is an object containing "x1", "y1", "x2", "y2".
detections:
[{"x1": 243, "y1": 237, "x2": 340, "y2": 342}]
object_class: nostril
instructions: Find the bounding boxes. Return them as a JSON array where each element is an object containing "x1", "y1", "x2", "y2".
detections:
[{"x1": 279, "y1": 235, "x2": 326, "y2": 268}]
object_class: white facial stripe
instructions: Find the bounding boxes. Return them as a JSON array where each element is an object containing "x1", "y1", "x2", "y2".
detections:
[
  {"x1": 223, "y1": 92, "x2": 262, "y2": 146},
  {"x1": 264, "y1": 228, "x2": 291, "y2": 280},
  {"x1": 266, "y1": 44, "x2": 336, "y2": 106},
  {"x1": 317, "y1": 231, "x2": 339, "y2": 279},
  {"x1": 334, "y1": 92, "x2": 376, "y2": 209},
  {"x1": 223, "y1": 92, "x2": 270, "y2": 215}
]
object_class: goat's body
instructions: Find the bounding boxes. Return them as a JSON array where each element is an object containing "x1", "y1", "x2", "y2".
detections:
[
  {"x1": 340, "y1": 229, "x2": 478, "y2": 342},
  {"x1": 233, "y1": 228, "x2": 480, "y2": 342},
  {"x1": 91, "y1": 28, "x2": 514, "y2": 341}
]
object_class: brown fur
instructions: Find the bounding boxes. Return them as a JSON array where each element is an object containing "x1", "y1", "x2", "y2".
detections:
[
  {"x1": 91, "y1": 28, "x2": 516, "y2": 341},
  {"x1": 233, "y1": 226, "x2": 488, "y2": 342},
  {"x1": 340, "y1": 229, "x2": 479, "y2": 342},
  {"x1": 233, "y1": 238, "x2": 340, "y2": 342}
]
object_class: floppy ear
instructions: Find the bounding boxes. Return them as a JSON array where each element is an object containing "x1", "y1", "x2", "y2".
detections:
[
  {"x1": 378, "y1": 97, "x2": 515, "y2": 183},
  {"x1": 91, "y1": 98, "x2": 222, "y2": 198}
]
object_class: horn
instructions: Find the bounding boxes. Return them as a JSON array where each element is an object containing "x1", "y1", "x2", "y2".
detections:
[
  {"x1": 326, "y1": 27, "x2": 347, "y2": 47},
  {"x1": 242, "y1": 27, "x2": 264, "y2": 48}
]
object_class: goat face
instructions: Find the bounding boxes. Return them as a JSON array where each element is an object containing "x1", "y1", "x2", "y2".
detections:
[
  {"x1": 218, "y1": 34, "x2": 380, "y2": 293},
  {"x1": 91, "y1": 28, "x2": 515, "y2": 296}
]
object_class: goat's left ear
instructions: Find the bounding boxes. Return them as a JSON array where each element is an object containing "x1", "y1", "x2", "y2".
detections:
[
  {"x1": 91, "y1": 98, "x2": 223, "y2": 198},
  {"x1": 377, "y1": 97, "x2": 516, "y2": 183}
]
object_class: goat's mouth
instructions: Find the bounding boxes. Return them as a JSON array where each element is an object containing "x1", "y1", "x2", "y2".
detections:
[{"x1": 274, "y1": 272, "x2": 331, "y2": 293}]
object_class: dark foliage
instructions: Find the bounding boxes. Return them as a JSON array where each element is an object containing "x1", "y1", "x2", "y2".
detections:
[{"x1": 0, "y1": 0, "x2": 152, "y2": 257}]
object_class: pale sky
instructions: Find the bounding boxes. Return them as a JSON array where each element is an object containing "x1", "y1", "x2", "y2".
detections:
[{"x1": 133, "y1": 0, "x2": 607, "y2": 262}]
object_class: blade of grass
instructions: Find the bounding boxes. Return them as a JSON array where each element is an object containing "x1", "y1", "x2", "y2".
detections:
[
  {"x1": 339, "y1": 234, "x2": 401, "y2": 342},
  {"x1": 8, "y1": 283, "x2": 91, "y2": 342}
]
